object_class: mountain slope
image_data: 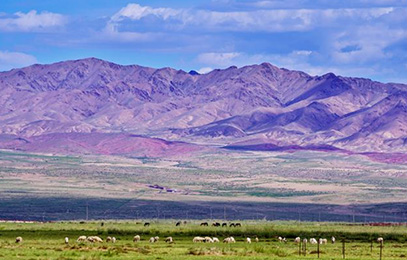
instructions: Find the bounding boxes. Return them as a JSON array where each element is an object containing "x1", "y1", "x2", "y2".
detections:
[{"x1": 0, "y1": 57, "x2": 406, "y2": 153}]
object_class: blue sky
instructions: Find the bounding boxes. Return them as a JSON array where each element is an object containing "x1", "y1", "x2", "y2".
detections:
[{"x1": 0, "y1": 0, "x2": 406, "y2": 83}]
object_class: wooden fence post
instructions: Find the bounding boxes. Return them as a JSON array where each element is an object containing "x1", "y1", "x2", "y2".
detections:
[
  {"x1": 303, "y1": 239, "x2": 307, "y2": 256},
  {"x1": 342, "y1": 239, "x2": 345, "y2": 259},
  {"x1": 380, "y1": 241, "x2": 383, "y2": 260}
]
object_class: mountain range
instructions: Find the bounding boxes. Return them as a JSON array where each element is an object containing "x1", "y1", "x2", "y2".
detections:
[{"x1": 0, "y1": 57, "x2": 406, "y2": 156}]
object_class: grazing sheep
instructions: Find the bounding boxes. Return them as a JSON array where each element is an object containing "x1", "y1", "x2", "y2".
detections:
[
  {"x1": 255, "y1": 237, "x2": 259, "y2": 243},
  {"x1": 77, "y1": 236, "x2": 87, "y2": 242},
  {"x1": 319, "y1": 238, "x2": 328, "y2": 244},
  {"x1": 246, "y1": 237, "x2": 251, "y2": 243},
  {"x1": 65, "y1": 237, "x2": 69, "y2": 244},
  {"x1": 165, "y1": 237, "x2": 173, "y2": 243},
  {"x1": 88, "y1": 236, "x2": 103, "y2": 243},
  {"x1": 278, "y1": 236, "x2": 283, "y2": 242},
  {"x1": 154, "y1": 236, "x2": 159, "y2": 242},
  {"x1": 377, "y1": 237, "x2": 384, "y2": 243},
  {"x1": 235, "y1": 223, "x2": 242, "y2": 227},
  {"x1": 193, "y1": 236, "x2": 205, "y2": 243},
  {"x1": 106, "y1": 236, "x2": 112, "y2": 242},
  {"x1": 204, "y1": 236, "x2": 214, "y2": 243},
  {"x1": 112, "y1": 237, "x2": 116, "y2": 243},
  {"x1": 144, "y1": 222, "x2": 150, "y2": 227},
  {"x1": 303, "y1": 238, "x2": 308, "y2": 244},
  {"x1": 331, "y1": 236, "x2": 336, "y2": 244},
  {"x1": 176, "y1": 221, "x2": 181, "y2": 226},
  {"x1": 222, "y1": 223, "x2": 227, "y2": 227},
  {"x1": 310, "y1": 238, "x2": 318, "y2": 244},
  {"x1": 133, "y1": 235, "x2": 141, "y2": 242},
  {"x1": 200, "y1": 222, "x2": 209, "y2": 226},
  {"x1": 294, "y1": 237, "x2": 301, "y2": 243},
  {"x1": 230, "y1": 237, "x2": 236, "y2": 243},
  {"x1": 212, "y1": 237, "x2": 220, "y2": 243},
  {"x1": 223, "y1": 237, "x2": 232, "y2": 243},
  {"x1": 15, "y1": 237, "x2": 23, "y2": 243},
  {"x1": 149, "y1": 237, "x2": 156, "y2": 243}
]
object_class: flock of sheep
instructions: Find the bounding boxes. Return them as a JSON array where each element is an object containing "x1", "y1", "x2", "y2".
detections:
[{"x1": 13, "y1": 235, "x2": 385, "y2": 245}]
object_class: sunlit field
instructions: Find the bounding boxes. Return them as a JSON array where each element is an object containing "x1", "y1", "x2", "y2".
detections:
[{"x1": 0, "y1": 220, "x2": 405, "y2": 259}]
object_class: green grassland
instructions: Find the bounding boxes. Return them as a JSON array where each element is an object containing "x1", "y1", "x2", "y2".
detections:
[{"x1": 0, "y1": 221, "x2": 406, "y2": 259}]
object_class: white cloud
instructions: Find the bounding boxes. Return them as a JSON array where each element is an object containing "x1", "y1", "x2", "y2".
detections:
[
  {"x1": 197, "y1": 52, "x2": 241, "y2": 67},
  {"x1": 330, "y1": 26, "x2": 407, "y2": 64},
  {"x1": 0, "y1": 10, "x2": 66, "y2": 32},
  {"x1": 196, "y1": 50, "x2": 317, "y2": 70},
  {"x1": 0, "y1": 51, "x2": 37, "y2": 71},
  {"x1": 111, "y1": 4, "x2": 181, "y2": 22},
  {"x1": 197, "y1": 67, "x2": 214, "y2": 74},
  {"x1": 108, "y1": 3, "x2": 396, "y2": 33}
]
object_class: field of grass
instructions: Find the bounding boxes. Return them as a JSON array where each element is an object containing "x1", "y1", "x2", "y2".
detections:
[{"x1": 1, "y1": 221, "x2": 407, "y2": 259}]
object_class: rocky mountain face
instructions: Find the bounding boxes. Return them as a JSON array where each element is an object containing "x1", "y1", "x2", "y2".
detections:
[{"x1": 0, "y1": 57, "x2": 406, "y2": 154}]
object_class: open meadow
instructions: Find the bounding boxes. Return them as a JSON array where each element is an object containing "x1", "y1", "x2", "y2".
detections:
[
  {"x1": 1, "y1": 149, "x2": 407, "y2": 221},
  {"x1": 0, "y1": 221, "x2": 406, "y2": 260}
]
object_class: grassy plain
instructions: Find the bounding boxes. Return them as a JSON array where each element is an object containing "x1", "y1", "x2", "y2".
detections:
[
  {"x1": 1, "y1": 149, "x2": 407, "y2": 205},
  {"x1": 1, "y1": 149, "x2": 407, "y2": 221},
  {"x1": 0, "y1": 221, "x2": 407, "y2": 260}
]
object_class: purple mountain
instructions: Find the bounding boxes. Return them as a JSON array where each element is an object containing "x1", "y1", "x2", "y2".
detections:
[{"x1": 0, "y1": 57, "x2": 406, "y2": 154}]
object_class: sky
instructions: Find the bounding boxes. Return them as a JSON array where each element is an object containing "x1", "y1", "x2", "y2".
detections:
[{"x1": 0, "y1": 0, "x2": 406, "y2": 83}]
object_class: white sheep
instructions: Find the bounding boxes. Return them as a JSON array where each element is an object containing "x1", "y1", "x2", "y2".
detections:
[
  {"x1": 165, "y1": 237, "x2": 173, "y2": 243},
  {"x1": 65, "y1": 237, "x2": 69, "y2": 244},
  {"x1": 93, "y1": 236, "x2": 104, "y2": 243},
  {"x1": 255, "y1": 237, "x2": 259, "y2": 243},
  {"x1": 106, "y1": 236, "x2": 112, "y2": 242},
  {"x1": 278, "y1": 236, "x2": 283, "y2": 242},
  {"x1": 77, "y1": 236, "x2": 87, "y2": 242},
  {"x1": 294, "y1": 237, "x2": 301, "y2": 243},
  {"x1": 377, "y1": 237, "x2": 384, "y2": 243},
  {"x1": 310, "y1": 238, "x2": 318, "y2": 244},
  {"x1": 112, "y1": 237, "x2": 116, "y2": 243},
  {"x1": 303, "y1": 238, "x2": 308, "y2": 244},
  {"x1": 204, "y1": 236, "x2": 213, "y2": 243},
  {"x1": 230, "y1": 237, "x2": 236, "y2": 243},
  {"x1": 149, "y1": 237, "x2": 155, "y2": 243},
  {"x1": 319, "y1": 238, "x2": 327, "y2": 244},
  {"x1": 223, "y1": 237, "x2": 232, "y2": 243},
  {"x1": 15, "y1": 237, "x2": 23, "y2": 243},
  {"x1": 331, "y1": 236, "x2": 336, "y2": 244},
  {"x1": 193, "y1": 236, "x2": 205, "y2": 243},
  {"x1": 133, "y1": 235, "x2": 141, "y2": 242},
  {"x1": 246, "y1": 237, "x2": 251, "y2": 243},
  {"x1": 213, "y1": 237, "x2": 220, "y2": 243}
]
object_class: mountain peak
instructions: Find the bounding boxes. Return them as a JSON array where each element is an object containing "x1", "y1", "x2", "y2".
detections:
[{"x1": 1, "y1": 58, "x2": 406, "y2": 153}]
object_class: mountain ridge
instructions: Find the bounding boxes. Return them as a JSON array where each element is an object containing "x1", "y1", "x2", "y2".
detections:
[{"x1": 1, "y1": 57, "x2": 406, "y2": 154}]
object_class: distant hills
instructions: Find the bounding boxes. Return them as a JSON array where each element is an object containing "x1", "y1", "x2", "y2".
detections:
[{"x1": 0, "y1": 57, "x2": 406, "y2": 155}]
